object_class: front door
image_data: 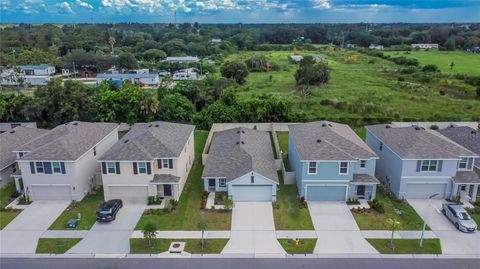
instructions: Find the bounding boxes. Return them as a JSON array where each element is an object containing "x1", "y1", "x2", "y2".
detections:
[
  {"x1": 163, "y1": 184, "x2": 172, "y2": 197},
  {"x1": 356, "y1": 185, "x2": 366, "y2": 197}
]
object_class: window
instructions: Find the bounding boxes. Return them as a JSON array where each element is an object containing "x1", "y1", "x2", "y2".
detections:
[
  {"x1": 379, "y1": 142, "x2": 383, "y2": 151},
  {"x1": 52, "y1": 162, "x2": 62, "y2": 174},
  {"x1": 360, "y1": 160, "x2": 366, "y2": 169},
  {"x1": 93, "y1": 147, "x2": 97, "y2": 156},
  {"x1": 458, "y1": 158, "x2": 468, "y2": 170},
  {"x1": 18, "y1": 152, "x2": 24, "y2": 158},
  {"x1": 137, "y1": 162, "x2": 147, "y2": 174},
  {"x1": 421, "y1": 160, "x2": 438, "y2": 172},
  {"x1": 11, "y1": 163, "x2": 16, "y2": 173},
  {"x1": 219, "y1": 178, "x2": 226, "y2": 187},
  {"x1": 35, "y1": 162, "x2": 44, "y2": 173},
  {"x1": 250, "y1": 175, "x2": 255, "y2": 183},
  {"x1": 162, "y1": 159, "x2": 170, "y2": 169},
  {"x1": 339, "y1": 162, "x2": 348, "y2": 174},
  {"x1": 107, "y1": 162, "x2": 116, "y2": 174},
  {"x1": 308, "y1": 162, "x2": 317, "y2": 174}
]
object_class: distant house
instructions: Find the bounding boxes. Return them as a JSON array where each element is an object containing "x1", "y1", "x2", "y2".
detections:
[
  {"x1": 165, "y1": 56, "x2": 199, "y2": 64},
  {"x1": 290, "y1": 55, "x2": 303, "y2": 63},
  {"x1": 172, "y1": 68, "x2": 200, "y2": 81},
  {"x1": 17, "y1": 65, "x2": 56, "y2": 76},
  {"x1": 369, "y1": 44, "x2": 384, "y2": 50},
  {"x1": 96, "y1": 73, "x2": 160, "y2": 86},
  {"x1": 211, "y1": 38, "x2": 222, "y2": 44},
  {"x1": 412, "y1": 44, "x2": 439, "y2": 50},
  {"x1": 1, "y1": 64, "x2": 55, "y2": 86},
  {"x1": 202, "y1": 127, "x2": 279, "y2": 201},
  {"x1": 346, "y1": 43, "x2": 356, "y2": 49},
  {"x1": 0, "y1": 122, "x2": 37, "y2": 133}
]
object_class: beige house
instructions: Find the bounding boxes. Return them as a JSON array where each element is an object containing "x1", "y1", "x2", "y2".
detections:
[{"x1": 99, "y1": 121, "x2": 195, "y2": 204}]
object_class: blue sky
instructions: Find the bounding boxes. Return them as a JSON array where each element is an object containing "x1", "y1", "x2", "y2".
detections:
[{"x1": 1, "y1": 0, "x2": 479, "y2": 23}]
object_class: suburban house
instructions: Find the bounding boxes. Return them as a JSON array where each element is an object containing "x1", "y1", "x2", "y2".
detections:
[
  {"x1": 164, "y1": 56, "x2": 199, "y2": 64},
  {"x1": 411, "y1": 43, "x2": 439, "y2": 49},
  {"x1": 202, "y1": 127, "x2": 279, "y2": 202},
  {"x1": 99, "y1": 121, "x2": 195, "y2": 203},
  {"x1": 1, "y1": 65, "x2": 55, "y2": 86},
  {"x1": 366, "y1": 124, "x2": 479, "y2": 202},
  {"x1": 288, "y1": 121, "x2": 379, "y2": 201},
  {"x1": 0, "y1": 126, "x2": 48, "y2": 189},
  {"x1": 172, "y1": 68, "x2": 200, "y2": 80},
  {"x1": 15, "y1": 121, "x2": 119, "y2": 201},
  {"x1": 0, "y1": 122, "x2": 37, "y2": 133},
  {"x1": 96, "y1": 73, "x2": 160, "y2": 86},
  {"x1": 369, "y1": 44, "x2": 384, "y2": 50}
]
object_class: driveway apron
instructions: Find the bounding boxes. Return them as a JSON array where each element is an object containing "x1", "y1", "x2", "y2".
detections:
[
  {"x1": 308, "y1": 201, "x2": 378, "y2": 254},
  {"x1": 222, "y1": 202, "x2": 285, "y2": 255},
  {"x1": 408, "y1": 199, "x2": 480, "y2": 255},
  {"x1": 0, "y1": 200, "x2": 70, "y2": 254},
  {"x1": 67, "y1": 203, "x2": 146, "y2": 254}
]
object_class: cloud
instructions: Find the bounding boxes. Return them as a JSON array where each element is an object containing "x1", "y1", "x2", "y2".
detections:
[
  {"x1": 76, "y1": 0, "x2": 93, "y2": 9},
  {"x1": 55, "y1": 1, "x2": 74, "y2": 14},
  {"x1": 311, "y1": 0, "x2": 331, "y2": 10}
]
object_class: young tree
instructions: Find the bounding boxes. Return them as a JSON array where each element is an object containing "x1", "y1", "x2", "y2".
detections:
[
  {"x1": 220, "y1": 61, "x2": 249, "y2": 84},
  {"x1": 197, "y1": 217, "x2": 207, "y2": 254},
  {"x1": 142, "y1": 222, "x2": 158, "y2": 249},
  {"x1": 385, "y1": 218, "x2": 402, "y2": 250}
]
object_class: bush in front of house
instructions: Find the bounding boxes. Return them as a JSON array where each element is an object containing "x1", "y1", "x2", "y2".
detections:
[{"x1": 369, "y1": 198, "x2": 385, "y2": 213}]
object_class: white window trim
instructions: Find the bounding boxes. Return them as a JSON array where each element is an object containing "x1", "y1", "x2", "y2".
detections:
[
  {"x1": 420, "y1": 160, "x2": 438, "y2": 172},
  {"x1": 137, "y1": 161, "x2": 147, "y2": 174},
  {"x1": 308, "y1": 162, "x2": 317, "y2": 175},
  {"x1": 52, "y1": 162, "x2": 62, "y2": 174},
  {"x1": 35, "y1": 162, "x2": 45, "y2": 174},
  {"x1": 339, "y1": 162, "x2": 349, "y2": 175},
  {"x1": 359, "y1": 160, "x2": 366, "y2": 169},
  {"x1": 162, "y1": 159, "x2": 170, "y2": 169},
  {"x1": 219, "y1": 178, "x2": 226, "y2": 187},
  {"x1": 107, "y1": 161, "x2": 117, "y2": 175},
  {"x1": 457, "y1": 158, "x2": 469, "y2": 170}
]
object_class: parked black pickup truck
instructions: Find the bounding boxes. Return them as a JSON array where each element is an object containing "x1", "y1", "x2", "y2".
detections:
[{"x1": 96, "y1": 199, "x2": 123, "y2": 223}]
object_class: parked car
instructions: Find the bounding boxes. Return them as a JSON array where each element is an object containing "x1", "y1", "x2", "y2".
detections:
[
  {"x1": 96, "y1": 199, "x2": 123, "y2": 223},
  {"x1": 442, "y1": 203, "x2": 477, "y2": 233}
]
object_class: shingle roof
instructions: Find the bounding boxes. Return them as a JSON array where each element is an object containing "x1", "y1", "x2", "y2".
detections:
[
  {"x1": 99, "y1": 121, "x2": 194, "y2": 161},
  {"x1": 366, "y1": 124, "x2": 477, "y2": 159},
  {"x1": 202, "y1": 127, "x2": 278, "y2": 183},
  {"x1": 0, "y1": 126, "x2": 48, "y2": 169},
  {"x1": 352, "y1": 173, "x2": 380, "y2": 184},
  {"x1": 18, "y1": 121, "x2": 118, "y2": 161},
  {"x1": 289, "y1": 121, "x2": 377, "y2": 161},
  {"x1": 437, "y1": 126, "x2": 480, "y2": 167},
  {"x1": 151, "y1": 174, "x2": 180, "y2": 183},
  {"x1": 452, "y1": 171, "x2": 480, "y2": 184}
]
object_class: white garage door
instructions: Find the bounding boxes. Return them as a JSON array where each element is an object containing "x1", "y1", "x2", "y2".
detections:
[
  {"x1": 108, "y1": 185, "x2": 149, "y2": 204},
  {"x1": 30, "y1": 185, "x2": 72, "y2": 200},
  {"x1": 231, "y1": 185, "x2": 272, "y2": 201},
  {"x1": 406, "y1": 183, "x2": 446, "y2": 199}
]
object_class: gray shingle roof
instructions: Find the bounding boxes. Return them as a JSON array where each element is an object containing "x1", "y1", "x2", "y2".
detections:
[
  {"x1": 366, "y1": 124, "x2": 477, "y2": 159},
  {"x1": 352, "y1": 173, "x2": 380, "y2": 184},
  {"x1": 0, "y1": 126, "x2": 48, "y2": 169},
  {"x1": 289, "y1": 121, "x2": 377, "y2": 161},
  {"x1": 18, "y1": 121, "x2": 118, "y2": 161},
  {"x1": 100, "y1": 121, "x2": 195, "y2": 161},
  {"x1": 202, "y1": 127, "x2": 278, "y2": 183},
  {"x1": 151, "y1": 174, "x2": 180, "y2": 183},
  {"x1": 437, "y1": 126, "x2": 480, "y2": 167},
  {"x1": 452, "y1": 171, "x2": 480, "y2": 184}
]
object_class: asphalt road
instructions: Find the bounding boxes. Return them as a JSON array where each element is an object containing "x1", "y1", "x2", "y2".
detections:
[{"x1": 1, "y1": 258, "x2": 479, "y2": 269}]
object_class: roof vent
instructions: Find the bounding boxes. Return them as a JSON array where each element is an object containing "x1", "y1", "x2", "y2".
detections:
[
  {"x1": 328, "y1": 124, "x2": 332, "y2": 127},
  {"x1": 471, "y1": 130, "x2": 477, "y2": 135},
  {"x1": 236, "y1": 141, "x2": 240, "y2": 144},
  {"x1": 10, "y1": 130, "x2": 15, "y2": 133},
  {"x1": 73, "y1": 122, "x2": 78, "y2": 126},
  {"x1": 148, "y1": 124, "x2": 153, "y2": 127},
  {"x1": 321, "y1": 123, "x2": 327, "y2": 127},
  {"x1": 385, "y1": 125, "x2": 391, "y2": 128},
  {"x1": 414, "y1": 126, "x2": 421, "y2": 131},
  {"x1": 155, "y1": 124, "x2": 159, "y2": 127},
  {"x1": 237, "y1": 130, "x2": 240, "y2": 134},
  {"x1": 317, "y1": 139, "x2": 322, "y2": 143},
  {"x1": 124, "y1": 139, "x2": 129, "y2": 143},
  {"x1": 241, "y1": 141, "x2": 245, "y2": 144},
  {"x1": 241, "y1": 130, "x2": 245, "y2": 134}
]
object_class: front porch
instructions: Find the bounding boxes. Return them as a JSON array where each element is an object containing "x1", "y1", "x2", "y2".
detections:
[
  {"x1": 150, "y1": 174, "x2": 181, "y2": 200},
  {"x1": 451, "y1": 171, "x2": 479, "y2": 207},
  {"x1": 349, "y1": 173, "x2": 380, "y2": 201}
]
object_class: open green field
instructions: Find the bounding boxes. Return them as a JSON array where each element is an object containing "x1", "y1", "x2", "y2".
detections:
[
  {"x1": 384, "y1": 50, "x2": 480, "y2": 76},
  {"x1": 226, "y1": 50, "x2": 480, "y2": 123},
  {"x1": 0, "y1": 182, "x2": 20, "y2": 230}
]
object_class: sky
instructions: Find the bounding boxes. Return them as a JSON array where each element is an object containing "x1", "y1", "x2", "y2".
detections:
[{"x1": 1, "y1": 0, "x2": 479, "y2": 24}]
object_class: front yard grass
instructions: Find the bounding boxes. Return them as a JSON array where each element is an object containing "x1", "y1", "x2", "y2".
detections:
[
  {"x1": 274, "y1": 183, "x2": 314, "y2": 230},
  {"x1": 135, "y1": 131, "x2": 231, "y2": 230},
  {"x1": 278, "y1": 239, "x2": 317, "y2": 254},
  {"x1": 352, "y1": 188, "x2": 427, "y2": 230},
  {"x1": 130, "y1": 238, "x2": 228, "y2": 254},
  {"x1": 36, "y1": 238, "x2": 81, "y2": 254},
  {"x1": 49, "y1": 187, "x2": 104, "y2": 230},
  {"x1": 276, "y1": 131, "x2": 291, "y2": 171},
  {"x1": 367, "y1": 239, "x2": 441, "y2": 254},
  {"x1": 0, "y1": 182, "x2": 20, "y2": 229}
]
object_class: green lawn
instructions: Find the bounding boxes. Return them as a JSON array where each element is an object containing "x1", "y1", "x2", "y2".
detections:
[
  {"x1": 276, "y1": 131, "x2": 291, "y2": 171},
  {"x1": 367, "y1": 239, "x2": 442, "y2": 254},
  {"x1": 135, "y1": 131, "x2": 232, "y2": 230},
  {"x1": 0, "y1": 210, "x2": 20, "y2": 230},
  {"x1": 36, "y1": 238, "x2": 81, "y2": 254},
  {"x1": 49, "y1": 188, "x2": 104, "y2": 230},
  {"x1": 384, "y1": 50, "x2": 480, "y2": 76},
  {"x1": 274, "y1": 184, "x2": 313, "y2": 230},
  {"x1": 278, "y1": 239, "x2": 317, "y2": 254},
  {"x1": 130, "y1": 238, "x2": 229, "y2": 254},
  {"x1": 352, "y1": 188, "x2": 427, "y2": 230},
  {"x1": 0, "y1": 182, "x2": 20, "y2": 229}
]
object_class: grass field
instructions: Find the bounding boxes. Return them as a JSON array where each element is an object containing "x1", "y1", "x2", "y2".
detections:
[
  {"x1": 130, "y1": 238, "x2": 228, "y2": 254},
  {"x1": 384, "y1": 50, "x2": 480, "y2": 75},
  {"x1": 367, "y1": 239, "x2": 441, "y2": 254},
  {"x1": 36, "y1": 238, "x2": 81, "y2": 254},
  {"x1": 278, "y1": 239, "x2": 317, "y2": 254},
  {"x1": 0, "y1": 182, "x2": 20, "y2": 230}
]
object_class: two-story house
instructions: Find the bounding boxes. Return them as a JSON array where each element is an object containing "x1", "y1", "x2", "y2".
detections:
[
  {"x1": 202, "y1": 127, "x2": 279, "y2": 202},
  {"x1": 288, "y1": 121, "x2": 379, "y2": 201},
  {"x1": 99, "y1": 121, "x2": 195, "y2": 204},
  {"x1": 366, "y1": 124, "x2": 479, "y2": 201},
  {"x1": 16, "y1": 121, "x2": 119, "y2": 201}
]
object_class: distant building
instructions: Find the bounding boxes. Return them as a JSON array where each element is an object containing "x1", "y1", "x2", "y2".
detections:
[
  {"x1": 17, "y1": 65, "x2": 55, "y2": 76},
  {"x1": 96, "y1": 73, "x2": 160, "y2": 86},
  {"x1": 173, "y1": 68, "x2": 200, "y2": 81},
  {"x1": 346, "y1": 43, "x2": 356, "y2": 48},
  {"x1": 165, "y1": 56, "x2": 199, "y2": 64},
  {"x1": 211, "y1": 38, "x2": 222, "y2": 44},
  {"x1": 158, "y1": 70, "x2": 171, "y2": 77},
  {"x1": 412, "y1": 43, "x2": 439, "y2": 50},
  {"x1": 0, "y1": 122, "x2": 37, "y2": 133},
  {"x1": 290, "y1": 55, "x2": 304, "y2": 63},
  {"x1": 369, "y1": 44, "x2": 384, "y2": 50},
  {"x1": 1, "y1": 64, "x2": 55, "y2": 86}
]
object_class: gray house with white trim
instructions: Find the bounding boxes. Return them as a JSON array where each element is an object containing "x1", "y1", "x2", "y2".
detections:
[
  {"x1": 366, "y1": 124, "x2": 479, "y2": 201},
  {"x1": 202, "y1": 127, "x2": 279, "y2": 202}
]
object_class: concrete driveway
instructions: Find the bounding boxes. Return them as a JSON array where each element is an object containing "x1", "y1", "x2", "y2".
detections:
[
  {"x1": 408, "y1": 199, "x2": 480, "y2": 255},
  {"x1": 0, "y1": 200, "x2": 70, "y2": 254},
  {"x1": 308, "y1": 201, "x2": 378, "y2": 254},
  {"x1": 68, "y1": 204, "x2": 146, "y2": 254},
  {"x1": 222, "y1": 202, "x2": 285, "y2": 255}
]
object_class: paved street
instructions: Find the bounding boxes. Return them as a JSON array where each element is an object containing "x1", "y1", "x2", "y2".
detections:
[
  {"x1": 222, "y1": 202, "x2": 285, "y2": 255},
  {"x1": 408, "y1": 199, "x2": 480, "y2": 255},
  {"x1": 0, "y1": 200, "x2": 70, "y2": 254}
]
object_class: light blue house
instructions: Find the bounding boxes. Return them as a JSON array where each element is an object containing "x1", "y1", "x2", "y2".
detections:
[
  {"x1": 288, "y1": 121, "x2": 379, "y2": 201},
  {"x1": 366, "y1": 124, "x2": 479, "y2": 201}
]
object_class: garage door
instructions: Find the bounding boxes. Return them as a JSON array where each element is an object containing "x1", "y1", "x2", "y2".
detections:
[
  {"x1": 406, "y1": 183, "x2": 446, "y2": 199},
  {"x1": 30, "y1": 185, "x2": 72, "y2": 200},
  {"x1": 231, "y1": 185, "x2": 272, "y2": 201},
  {"x1": 108, "y1": 185, "x2": 149, "y2": 204},
  {"x1": 306, "y1": 185, "x2": 347, "y2": 201}
]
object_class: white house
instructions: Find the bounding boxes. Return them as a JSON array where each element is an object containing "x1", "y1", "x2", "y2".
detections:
[
  {"x1": 165, "y1": 56, "x2": 199, "y2": 64},
  {"x1": 211, "y1": 38, "x2": 222, "y2": 44},
  {"x1": 412, "y1": 44, "x2": 439, "y2": 50},
  {"x1": 15, "y1": 121, "x2": 119, "y2": 201},
  {"x1": 369, "y1": 44, "x2": 384, "y2": 50},
  {"x1": 96, "y1": 73, "x2": 160, "y2": 86},
  {"x1": 172, "y1": 68, "x2": 200, "y2": 81},
  {"x1": 1, "y1": 65, "x2": 55, "y2": 86},
  {"x1": 99, "y1": 121, "x2": 195, "y2": 204},
  {"x1": 290, "y1": 55, "x2": 304, "y2": 63}
]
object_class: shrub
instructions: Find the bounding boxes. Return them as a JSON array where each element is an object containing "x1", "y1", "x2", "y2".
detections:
[
  {"x1": 397, "y1": 77, "x2": 405, "y2": 82},
  {"x1": 430, "y1": 124, "x2": 439, "y2": 130},
  {"x1": 422, "y1": 64, "x2": 439, "y2": 72},
  {"x1": 369, "y1": 198, "x2": 385, "y2": 213},
  {"x1": 223, "y1": 197, "x2": 233, "y2": 210},
  {"x1": 400, "y1": 66, "x2": 417, "y2": 74}
]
